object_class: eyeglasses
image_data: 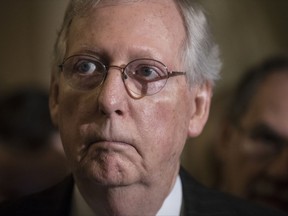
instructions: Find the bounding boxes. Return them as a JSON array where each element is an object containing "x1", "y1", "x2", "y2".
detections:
[
  {"x1": 59, "y1": 55, "x2": 186, "y2": 97},
  {"x1": 235, "y1": 123, "x2": 288, "y2": 162}
]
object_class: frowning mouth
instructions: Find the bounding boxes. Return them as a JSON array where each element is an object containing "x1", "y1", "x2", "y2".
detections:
[
  {"x1": 86, "y1": 137, "x2": 132, "y2": 151},
  {"x1": 84, "y1": 139, "x2": 138, "y2": 163},
  {"x1": 82, "y1": 130, "x2": 140, "y2": 155},
  {"x1": 88, "y1": 140, "x2": 128, "y2": 147}
]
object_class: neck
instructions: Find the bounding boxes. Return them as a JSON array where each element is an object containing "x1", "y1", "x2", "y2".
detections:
[{"x1": 75, "y1": 169, "x2": 179, "y2": 216}]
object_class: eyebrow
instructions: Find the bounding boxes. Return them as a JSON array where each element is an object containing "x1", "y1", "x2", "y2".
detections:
[{"x1": 68, "y1": 48, "x2": 107, "y2": 60}]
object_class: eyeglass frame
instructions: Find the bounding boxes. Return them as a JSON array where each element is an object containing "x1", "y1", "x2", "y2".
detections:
[{"x1": 58, "y1": 54, "x2": 186, "y2": 97}]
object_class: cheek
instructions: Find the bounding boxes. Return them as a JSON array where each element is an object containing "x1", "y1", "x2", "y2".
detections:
[
  {"x1": 137, "y1": 93, "x2": 191, "y2": 162},
  {"x1": 57, "y1": 89, "x2": 89, "y2": 163},
  {"x1": 224, "y1": 138, "x2": 267, "y2": 181}
]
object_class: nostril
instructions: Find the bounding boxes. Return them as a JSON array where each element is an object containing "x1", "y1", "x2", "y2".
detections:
[
  {"x1": 115, "y1": 110, "x2": 123, "y2": 115},
  {"x1": 98, "y1": 107, "x2": 123, "y2": 116}
]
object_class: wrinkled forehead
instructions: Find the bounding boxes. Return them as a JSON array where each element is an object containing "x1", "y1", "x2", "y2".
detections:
[
  {"x1": 94, "y1": 0, "x2": 178, "y2": 20},
  {"x1": 74, "y1": 0, "x2": 181, "y2": 23},
  {"x1": 72, "y1": 0, "x2": 184, "y2": 35},
  {"x1": 95, "y1": 0, "x2": 171, "y2": 7},
  {"x1": 68, "y1": 0, "x2": 184, "y2": 38},
  {"x1": 64, "y1": 0, "x2": 186, "y2": 68},
  {"x1": 74, "y1": 0, "x2": 176, "y2": 13},
  {"x1": 69, "y1": 0, "x2": 186, "y2": 52}
]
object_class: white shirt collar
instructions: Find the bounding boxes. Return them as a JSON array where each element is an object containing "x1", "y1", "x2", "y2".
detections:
[
  {"x1": 156, "y1": 175, "x2": 183, "y2": 216},
  {"x1": 70, "y1": 184, "x2": 94, "y2": 216},
  {"x1": 71, "y1": 175, "x2": 183, "y2": 216}
]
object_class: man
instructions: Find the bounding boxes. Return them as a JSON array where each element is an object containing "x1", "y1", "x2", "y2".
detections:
[
  {"x1": 0, "y1": 0, "x2": 286, "y2": 215},
  {"x1": 215, "y1": 56, "x2": 288, "y2": 213}
]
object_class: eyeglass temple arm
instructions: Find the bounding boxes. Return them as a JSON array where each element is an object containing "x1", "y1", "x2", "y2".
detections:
[
  {"x1": 144, "y1": 71, "x2": 186, "y2": 83},
  {"x1": 168, "y1": 71, "x2": 186, "y2": 77}
]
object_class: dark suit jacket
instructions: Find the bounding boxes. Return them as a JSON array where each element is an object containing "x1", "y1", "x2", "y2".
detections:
[{"x1": 0, "y1": 168, "x2": 287, "y2": 216}]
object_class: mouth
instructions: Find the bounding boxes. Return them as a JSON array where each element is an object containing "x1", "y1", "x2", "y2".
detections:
[
  {"x1": 80, "y1": 124, "x2": 140, "y2": 155},
  {"x1": 95, "y1": 141, "x2": 130, "y2": 150},
  {"x1": 86, "y1": 135, "x2": 133, "y2": 151},
  {"x1": 88, "y1": 138, "x2": 127, "y2": 147}
]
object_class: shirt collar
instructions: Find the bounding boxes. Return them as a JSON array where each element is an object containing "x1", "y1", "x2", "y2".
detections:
[
  {"x1": 156, "y1": 175, "x2": 183, "y2": 216},
  {"x1": 71, "y1": 175, "x2": 183, "y2": 216},
  {"x1": 70, "y1": 184, "x2": 94, "y2": 216}
]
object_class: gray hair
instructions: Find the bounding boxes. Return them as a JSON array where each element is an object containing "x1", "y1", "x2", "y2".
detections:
[{"x1": 52, "y1": 0, "x2": 221, "y2": 86}]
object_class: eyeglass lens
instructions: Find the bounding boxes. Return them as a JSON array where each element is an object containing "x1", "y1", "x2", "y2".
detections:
[{"x1": 60, "y1": 55, "x2": 172, "y2": 96}]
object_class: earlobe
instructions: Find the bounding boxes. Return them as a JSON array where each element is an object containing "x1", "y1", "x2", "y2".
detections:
[
  {"x1": 49, "y1": 72, "x2": 60, "y2": 127},
  {"x1": 188, "y1": 82, "x2": 212, "y2": 137}
]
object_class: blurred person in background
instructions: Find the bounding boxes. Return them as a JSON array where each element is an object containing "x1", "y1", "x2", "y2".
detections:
[
  {"x1": 215, "y1": 55, "x2": 288, "y2": 213},
  {"x1": 0, "y1": 88, "x2": 70, "y2": 202}
]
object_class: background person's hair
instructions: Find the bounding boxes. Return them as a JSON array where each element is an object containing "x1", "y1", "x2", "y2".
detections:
[
  {"x1": 0, "y1": 88, "x2": 56, "y2": 151},
  {"x1": 228, "y1": 55, "x2": 288, "y2": 125},
  {"x1": 52, "y1": 0, "x2": 221, "y2": 87}
]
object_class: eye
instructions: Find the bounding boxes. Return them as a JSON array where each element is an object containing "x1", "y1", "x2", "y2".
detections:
[
  {"x1": 77, "y1": 61, "x2": 96, "y2": 74},
  {"x1": 133, "y1": 65, "x2": 163, "y2": 81},
  {"x1": 73, "y1": 59, "x2": 105, "y2": 76}
]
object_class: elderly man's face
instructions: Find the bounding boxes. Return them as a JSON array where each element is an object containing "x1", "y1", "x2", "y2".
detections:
[
  {"x1": 218, "y1": 72, "x2": 288, "y2": 212},
  {"x1": 50, "y1": 0, "x2": 210, "y2": 188}
]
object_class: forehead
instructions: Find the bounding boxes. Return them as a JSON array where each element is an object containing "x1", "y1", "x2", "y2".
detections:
[
  {"x1": 253, "y1": 72, "x2": 288, "y2": 108},
  {"x1": 243, "y1": 71, "x2": 288, "y2": 134},
  {"x1": 66, "y1": 0, "x2": 186, "y2": 62},
  {"x1": 93, "y1": 0, "x2": 180, "y2": 25}
]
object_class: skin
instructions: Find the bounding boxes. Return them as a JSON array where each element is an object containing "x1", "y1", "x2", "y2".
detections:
[
  {"x1": 50, "y1": 0, "x2": 212, "y2": 215},
  {"x1": 217, "y1": 72, "x2": 288, "y2": 213}
]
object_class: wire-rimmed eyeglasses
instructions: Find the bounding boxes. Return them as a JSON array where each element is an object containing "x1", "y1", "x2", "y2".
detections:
[{"x1": 59, "y1": 55, "x2": 186, "y2": 97}]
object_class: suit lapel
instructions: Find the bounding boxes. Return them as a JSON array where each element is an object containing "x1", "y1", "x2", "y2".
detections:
[{"x1": 180, "y1": 167, "x2": 234, "y2": 216}]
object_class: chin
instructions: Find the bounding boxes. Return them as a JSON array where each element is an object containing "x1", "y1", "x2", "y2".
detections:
[{"x1": 76, "y1": 157, "x2": 138, "y2": 187}]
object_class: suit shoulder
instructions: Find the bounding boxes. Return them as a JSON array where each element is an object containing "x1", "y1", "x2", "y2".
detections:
[
  {"x1": 0, "y1": 175, "x2": 74, "y2": 216},
  {"x1": 180, "y1": 167, "x2": 288, "y2": 216}
]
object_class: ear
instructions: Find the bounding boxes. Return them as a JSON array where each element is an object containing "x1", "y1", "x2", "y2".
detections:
[
  {"x1": 49, "y1": 71, "x2": 60, "y2": 127},
  {"x1": 188, "y1": 81, "x2": 212, "y2": 138}
]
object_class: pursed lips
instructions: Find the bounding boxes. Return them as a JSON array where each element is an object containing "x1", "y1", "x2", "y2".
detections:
[
  {"x1": 86, "y1": 135, "x2": 133, "y2": 150},
  {"x1": 80, "y1": 125, "x2": 141, "y2": 155}
]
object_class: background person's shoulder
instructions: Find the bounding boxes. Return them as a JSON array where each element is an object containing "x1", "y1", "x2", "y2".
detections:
[
  {"x1": 0, "y1": 175, "x2": 74, "y2": 216},
  {"x1": 180, "y1": 167, "x2": 288, "y2": 216}
]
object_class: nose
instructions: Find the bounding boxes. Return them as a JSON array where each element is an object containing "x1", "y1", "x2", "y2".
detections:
[
  {"x1": 266, "y1": 148, "x2": 288, "y2": 180},
  {"x1": 96, "y1": 67, "x2": 128, "y2": 117}
]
